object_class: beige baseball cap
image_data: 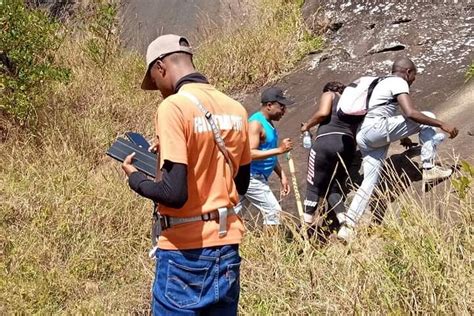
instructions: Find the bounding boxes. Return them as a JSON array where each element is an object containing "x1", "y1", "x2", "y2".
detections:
[{"x1": 141, "y1": 34, "x2": 193, "y2": 90}]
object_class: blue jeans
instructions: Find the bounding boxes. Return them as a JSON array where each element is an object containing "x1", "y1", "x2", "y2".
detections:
[{"x1": 152, "y1": 244, "x2": 241, "y2": 315}]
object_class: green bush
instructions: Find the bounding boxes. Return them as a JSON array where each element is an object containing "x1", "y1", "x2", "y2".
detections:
[
  {"x1": 84, "y1": 1, "x2": 120, "y2": 67},
  {"x1": 0, "y1": 0, "x2": 70, "y2": 125},
  {"x1": 451, "y1": 160, "x2": 474, "y2": 199},
  {"x1": 465, "y1": 62, "x2": 474, "y2": 82}
]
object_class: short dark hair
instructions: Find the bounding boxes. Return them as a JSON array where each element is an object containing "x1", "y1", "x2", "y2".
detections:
[
  {"x1": 392, "y1": 57, "x2": 416, "y2": 74},
  {"x1": 322, "y1": 81, "x2": 345, "y2": 94}
]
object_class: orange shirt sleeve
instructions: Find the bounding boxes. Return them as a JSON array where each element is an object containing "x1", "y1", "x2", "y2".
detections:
[{"x1": 155, "y1": 100, "x2": 188, "y2": 168}]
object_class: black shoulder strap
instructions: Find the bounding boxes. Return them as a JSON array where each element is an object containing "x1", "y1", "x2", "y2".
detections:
[{"x1": 366, "y1": 76, "x2": 389, "y2": 111}]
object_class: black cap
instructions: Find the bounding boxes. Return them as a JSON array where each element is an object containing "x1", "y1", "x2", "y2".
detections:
[{"x1": 261, "y1": 87, "x2": 294, "y2": 106}]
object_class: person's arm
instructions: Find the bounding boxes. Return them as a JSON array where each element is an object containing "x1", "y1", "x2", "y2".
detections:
[
  {"x1": 234, "y1": 115, "x2": 252, "y2": 195},
  {"x1": 397, "y1": 94, "x2": 458, "y2": 138},
  {"x1": 249, "y1": 120, "x2": 292, "y2": 160},
  {"x1": 234, "y1": 164, "x2": 250, "y2": 195},
  {"x1": 301, "y1": 92, "x2": 334, "y2": 133},
  {"x1": 274, "y1": 161, "x2": 290, "y2": 196},
  {"x1": 122, "y1": 99, "x2": 190, "y2": 209},
  {"x1": 124, "y1": 159, "x2": 188, "y2": 208}
]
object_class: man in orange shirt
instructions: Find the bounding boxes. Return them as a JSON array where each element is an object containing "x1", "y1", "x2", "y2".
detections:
[{"x1": 121, "y1": 34, "x2": 251, "y2": 315}]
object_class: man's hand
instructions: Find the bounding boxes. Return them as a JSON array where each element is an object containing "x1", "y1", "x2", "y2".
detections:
[
  {"x1": 400, "y1": 137, "x2": 417, "y2": 149},
  {"x1": 122, "y1": 152, "x2": 138, "y2": 177},
  {"x1": 278, "y1": 138, "x2": 293, "y2": 154},
  {"x1": 148, "y1": 138, "x2": 160, "y2": 153},
  {"x1": 280, "y1": 172, "x2": 290, "y2": 196},
  {"x1": 440, "y1": 123, "x2": 459, "y2": 139},
  {"x1": 300, "y1": 122, "x2": 309, "y2": 133}
]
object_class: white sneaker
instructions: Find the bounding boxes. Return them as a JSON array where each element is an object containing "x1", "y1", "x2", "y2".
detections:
[
  {"x1": 422, "y1": 166, "x2": 453, "y2": 181},
  {"x1": 337, "y1": 225, "x2": 355, "y2": 242}
]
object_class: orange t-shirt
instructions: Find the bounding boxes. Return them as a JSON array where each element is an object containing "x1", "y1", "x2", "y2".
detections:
[{"x1": 155, "y1": 83, "x2": 251, "y2": 250}]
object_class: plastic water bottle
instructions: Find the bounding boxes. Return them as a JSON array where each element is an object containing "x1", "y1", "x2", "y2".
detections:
[{"x1": 303, "y1": 131, "x2": 312, "y2": 149}]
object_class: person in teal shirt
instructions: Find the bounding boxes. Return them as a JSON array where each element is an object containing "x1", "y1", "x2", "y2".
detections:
[{"x1": 236, "y1": 87, "x2": 294, "y2": 227}]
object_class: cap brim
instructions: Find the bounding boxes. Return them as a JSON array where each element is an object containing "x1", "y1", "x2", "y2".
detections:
[
  {"x1": 141, "y1": 71, "x2": 158, "y2": 90},
  {"x1": 277, "y1": 97, "x2": 295, "y2": 106}
]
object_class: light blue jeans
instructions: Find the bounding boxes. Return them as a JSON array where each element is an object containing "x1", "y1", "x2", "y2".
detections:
[
  {"x1": 235, "y1": 174, "x2": 282, "y2": 225},
  {"x1": 344, "y1": 112, "x2": 445, "y2": 227}
]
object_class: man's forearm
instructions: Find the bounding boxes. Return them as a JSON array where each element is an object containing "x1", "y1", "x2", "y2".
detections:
[
  {"x1": 406, "y1": 110, "x2": 443, "y2": 127},
  {"x1": 251, "y1": 148, "x2": 282, "y2": 160},
  {"x1": 273, "y1": 162, "x2": 282, "y2": 179},
  {"x1": 128, "y1": 161, "x2": 188, "y2": 208}
]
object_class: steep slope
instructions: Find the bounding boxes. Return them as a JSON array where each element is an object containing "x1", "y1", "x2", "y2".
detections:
[{"x1": 239, "y1": 0, "x2": 473, "y2": 217}]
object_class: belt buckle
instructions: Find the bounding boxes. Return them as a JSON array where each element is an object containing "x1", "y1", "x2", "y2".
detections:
[{"x1": 201, "y1": 212, "x2": 213, "y2": 221}]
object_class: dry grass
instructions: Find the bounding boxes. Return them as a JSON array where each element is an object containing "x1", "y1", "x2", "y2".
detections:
[
  {"x1": 195, "y1": 0, "x2": 323, "y2": 93},
  {"x1": 1, "y1": 36, "x2": 157, "y2": 314},
  {"x1": 239, "y1": 175, "x2": 473, "y2": 314},
  {"x1": 1, "y1": 0, "x2": 472, "y2": 314}
]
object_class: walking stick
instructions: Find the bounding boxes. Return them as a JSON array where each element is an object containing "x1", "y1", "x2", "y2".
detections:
[{"x1": 286, "y1": 152, "x2": 304, "y2": 225}]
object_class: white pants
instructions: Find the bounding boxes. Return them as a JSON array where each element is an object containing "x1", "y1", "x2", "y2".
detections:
[
  {"x1": 234, "y1": 174, "x2": 281, "y2": 225},
  {"x1": 344, "y1": 112, "x2": 445, "y2": 227}
]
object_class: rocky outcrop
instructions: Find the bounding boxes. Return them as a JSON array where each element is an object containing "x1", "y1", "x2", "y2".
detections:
[
  {"x1": 238, "y1": 1, "x2": 473, "y2": 216},
  {"x1": 299, "y1": 0, "x2": 473, "y2": 105},
  {"x1": 120, "y1": 0, "x2": 249, "y2": 53}
]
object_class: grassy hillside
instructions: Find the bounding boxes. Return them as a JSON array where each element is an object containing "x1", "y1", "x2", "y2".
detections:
[{"x1": 1, "y1": 1, "x2": 472, "y2": 314}]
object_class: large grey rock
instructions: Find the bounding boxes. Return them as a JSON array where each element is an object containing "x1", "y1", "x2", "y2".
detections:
[{"x1": 120, "y1": 0, "x2": 249, "y2": 53}]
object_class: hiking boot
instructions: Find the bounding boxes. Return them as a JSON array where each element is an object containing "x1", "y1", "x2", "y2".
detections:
[
  {"x1": 422, "y1": 166, "x2": 453, "y2": 182},
  {"x1": 337, "y1": 225, "x2": 355, "y2": 242}
]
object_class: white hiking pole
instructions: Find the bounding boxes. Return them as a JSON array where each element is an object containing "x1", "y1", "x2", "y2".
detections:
[{"x1": 286, "y1": 152, "x2": 304, "y2": 225}]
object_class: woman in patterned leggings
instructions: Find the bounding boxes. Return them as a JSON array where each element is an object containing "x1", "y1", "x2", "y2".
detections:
[{"x1": 300, "y1": 82, "x2": 361, "y2": 239}]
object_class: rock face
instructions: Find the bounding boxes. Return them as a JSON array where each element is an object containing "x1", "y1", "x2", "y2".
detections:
[
  {"x1": 300, "y1": 0, "x2": 473, "y2": 107},
  {"x1": 30, "y1": 0, "x2": 249, "y2": 53},
  {"x1": 238, "y1": 0, "x2": 473, "y2": 218},
  {"x1": 120, "y1": 0, "x2": 249, "y2": 53}
]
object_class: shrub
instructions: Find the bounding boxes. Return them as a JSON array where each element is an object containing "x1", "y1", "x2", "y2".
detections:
[
  {"x1": 451, "y1": 160, "x2": 474, "y2": 199},
  {"x1": 0, "y1": 0, "x2": 70, "y2": 125},
  {"x1": 83, "y1": 1, "x2": 120, "y2": 67},
  {"x1": 465, "y1": 62, "x2": 474, "y2": 82}
]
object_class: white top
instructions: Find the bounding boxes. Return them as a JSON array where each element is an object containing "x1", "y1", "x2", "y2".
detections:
[{"x1": 367, "y1": 76, "x2": 410, "y2": 118}]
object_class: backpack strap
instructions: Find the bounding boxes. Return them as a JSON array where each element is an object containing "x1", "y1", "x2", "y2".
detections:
[
  {"x1": 365, "y1": 76, "x2": 386, "y2": 111},
  {"x1": 179, "y1": 91, "x2": 234, "y2": 176},
  {"x1": 366, "y1": 76, "x2": 397, "y2": 112}
]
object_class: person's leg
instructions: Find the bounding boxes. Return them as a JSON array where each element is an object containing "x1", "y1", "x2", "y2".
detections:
[
  {"x1": 327, "y1": 189, "x2": 344, "y2": 228},
  {"x1": 304, "y1": 137, "x2": 341, "y2": 226},
  {"x1": 342, "y1": 145, "x2": 388, "y2": 229},
  {"x1": 244, "y1": 175, "x2": 281, "y2": 226},
  {"x1": 201, "y1": 244, "x2": 241, "y2": 316},
  {"x1": 152, "y1": 248, "x2": 218, "y2": 315},
  {"x1": 303, "y1": 146, "x2": 322, "y2": 225},
  {"x1": 233, "y1": 194, "x2": 247, "y2": 216},
  {"x1": 386, "y1": 112, "x2": 450, "y2": 179},
  {"x1": 338, "y1": 122, "x2": 390, "y2": 233},
  {"x1": 328, "y1": 135, "x2": 357, "y2": 226}
]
